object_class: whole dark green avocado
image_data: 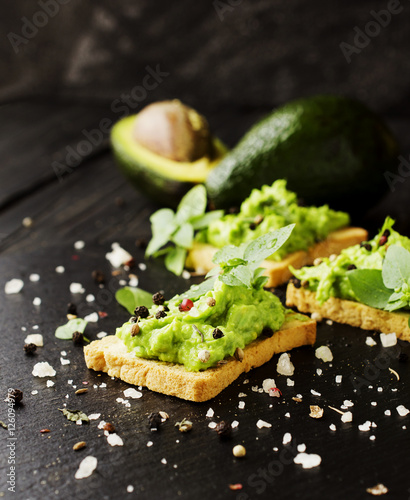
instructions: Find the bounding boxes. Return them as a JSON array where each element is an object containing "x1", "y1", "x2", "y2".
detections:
[{"x1": 206, "y1": 95, "x2": 398, "y2": 211}]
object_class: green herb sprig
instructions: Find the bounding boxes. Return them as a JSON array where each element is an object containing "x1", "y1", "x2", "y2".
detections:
[
  {"x1": 145, "y1": 185, "x2": 223, "y2": 275},
  {"x1": 348, "y1": 245, "x2": 410, "y2": 321}
]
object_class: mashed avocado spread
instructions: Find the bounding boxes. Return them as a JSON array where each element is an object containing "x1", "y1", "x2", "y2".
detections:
[
  {"x1": 292, "y1": 217, "x2": 410, "y2": 305},
  {"x1": 116, "y1": 279, "x2": 285, "y2": 372},
  {"x1": 198, "y1": 180, "x2": 349, "y2": 261}
]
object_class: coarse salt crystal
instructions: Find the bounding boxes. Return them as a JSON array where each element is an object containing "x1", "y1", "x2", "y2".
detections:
[
  {"x1": 287, "y1": 378, "x2": 295, "y2": 387},
  {"x1": 208, "y1": 422, "x2": 217, "y2": 429},
  {"x1": 315, "y1": 345, "x2": 333, "y2": 362},
  {"x1": 276, "y1": 353, "x2": 295, "y2": 376},
  {"x1": 365, "y1": 336, "x2": 377, "y2": 347},
  {"x1": 75, "y1": 456, "x2": 97, "y2": 479},
  {"x1": 60, "y1": 358, "x2": 70, "y2": 365},
  {"x1": 335, "y1": 375, "x2": 342, "y2": 384},
  {"x1": 138, "y1": 263, "x2": 147, "y2": 271},
  {"x1": 294, "y1": 452, "x2": 321, "y2": 469},
  {"x1": 5, "y1": 279, "x2": 24, "y2": 294},
  {"x1": 297, "y1": 443, "x2": 306, "y2": 452},
  {"x1": 124, "y1": 388, "x2": 142, "y2": 399},
  {"x1": 88, "y1": 413, "x2": 101, "y2": 420},
  {"x1": 262, "y1": 378, "x2": 276, "y2": 393},
  {"x1": 56, "y1": 266, "x2": 65, "y2": 273},
  {"x1": 84, "y1": 312, "x2": 98, "y2": 322},
  {"x1": 86, "y1": 294, "x2": 95, "y2": 303},
  {"x1": 182, "y1": 270, "x2": 191, "y2": 280},
  {"x1": 31, "y1": 390, "x2": 38, "y2": 395},
  {"x1": 147, "y1": 441, "x2": 153, "y2": 447},
  {"x1": 238, "y1": 401, "x2": 245, "y2": 410},
  {"x1": 70, "y1": 283, "x2": 85, "y2": 294},
  {"x1": 396, "y1": 405, "x2": 410, "y2": 416},
  {"x1": 29, "y1": 274, "x2": 40, "y2": 282},
  {"x1": 316, "y1": 368, "x2": 322, "y2": 376},
  {"x1": 24, "y1": 334, "x2": 43, "y2": 346},
  {"x1": 311, "y1": 389, "x2": 321, "y2": 396},
  {"x1": 370, "y1": 435, "x2": 376, "y2": 441},
  {"x1": 285, "y1": 412, "x2": 290, "y2": 418},
  {"x1": 380, "y1": 332, "x2": 397, "y2": 347},
  {"x1": 329, "y1": 424, "x2": 336, "y2": 431},
  {"x1": 283, "y1": 432, "x2": 292, "y2": 444},
  {"x1": 161, "y1": 458, "x2": 167, "y2": 465},
  {"x1": 231, "y1": 420, "x2": 239, "y2": 429},
  {"x1": 107, "y1": 433, "x2": 124, "y2": 447},
  {"x1": 206, "y1": 408, "x2": 214, "y2": 418},
  {"x1": 341, "y1": 411, "x2": 353, "y2": 423},
  {"x1": 33, "y1": 297, "x2": 41, "y2": 306},
  {"x1": 32, "y1": 362, "x2": 56, "y2": 378},
  {"x1": 358, "y1": 421, "x2": 372, "y2": 432},
  {"x1": 106, "y1": 243, "x2": 133, "y2": 268},
  {"x1": 343, "y1": 400, "x2": 354, "y2": 407},
  {"x1": 97, "y1": 331, "x2": 108, "y2": 339},
  {"x1": 127, "y1": 485, "x2": 134, "y2": 493},
  {"x1": 384, "y1": 410, "x2": 391, "y2": 416},
  {"x1": 256, "y1": 419, "x2": 272, "y2": 429},
  {"x1": 74, "y1": 240, "x2": 85, "y2": 250},
  {"x1": 46, "y1": 380, "x2": 55, "y2": 387}
]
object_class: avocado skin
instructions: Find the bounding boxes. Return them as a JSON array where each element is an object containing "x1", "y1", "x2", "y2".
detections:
[{"x1": 206, "y1": 95, "x2": 399, "y2": 211}]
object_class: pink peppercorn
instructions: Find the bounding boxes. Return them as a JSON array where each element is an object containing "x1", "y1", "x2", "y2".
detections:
[{"x1": 179, "y1": 298, "x2": 194, "y2": 312}]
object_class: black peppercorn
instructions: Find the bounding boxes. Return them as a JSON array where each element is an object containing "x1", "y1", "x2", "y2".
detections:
[
  {"x1": 67, "y1": 302, "x2": 77, "y2": 315},
  {"x1": 130, "y1": 316, "x2": 137, "y2": 323},
  {"x1": 360, "y1": 242, "x2": 372, "y2": 251},
  {"x1": 215, "y1": 420, "x2": 232, "y2": 438},
  {"x1": 148, "y1": 412, "x2": 162, "y2": 431},
  {"x1": 134, "y1": 306, "x2": 149, "y2": 319},
  {"x1": 383, "y1": 229, "x2": 390, "y2": 237},
  {"x1": 7, "y1": 389, "x2": 23, "y2": 405},
  {"x1": 289, "y1": 278, "x2": 301, "y2": 289},
  {"x1": 152, "y1": 292, "x2": 165, "y2": 305},
  {"x1": 212, "y1": 328, "x2": 224, "y2": 339},
  {"x1": 163, "y1": 305, "x2": 170, "y2": 312},
  {"x1": 261, "y1": 326, "x2": 274, "y2": 337},
  {"x1": 72, "y1": 331, "x2": 84, "y2": 346},
  {"x1": 155, "y1": 310, "x2": 167, "y2": 319},
  {"x1": 347, "y1": 264, "x2": 357, "y2": 270},
  {"x1": 92, "y1": 270, "x2": 106, "y2": 284},
  {"x1": 23, "y1": 343, "x2": 37, "y2": 355}
]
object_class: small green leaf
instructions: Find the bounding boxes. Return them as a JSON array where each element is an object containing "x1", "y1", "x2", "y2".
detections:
[
  {"x1": 175, "y1": 185, "x2": 207, "y2": 223},
  {"x1": 115, "y1": 287, "x2": 154, "y2": 315},
  {"x1": 348, "y1": 269, "x2": 392, "y2": 309},
  {"x1": 229, "y1": 265, "x2": 254, "y2": 288},
  {"x1": 171, "y1": 223, "x2": 194, "y2": 249},
  {"x1": 146, "y1": 208, "x2": 176, "y2": 256},
  {"x1": 213, "y1": 245, "x2": 245, "y2": 265},
  {"x1": 177, "y1": 277, "x2": 217, "y2": 301},
  {"x1": 205, "y1": 266, "x2": 222, "y2": 279},
  {"x1": 253, "y1": 276, "x2": 269, "y2": 290},
  {"x1": 384, "y1": 299, "x2": 408, "y2": 312},
  {"x1": 244, "y1": 224, "x2": 295, "y2": 265},
  {"x1": 219, "y1": 272, "x2": 246, "y2": 288},
  {"x1": 382, "y1": 245, "x2": 410, "y2": 289},
  {"x1": 59, "y1": 408, "x2": 89, "y2": 423},
  {"x1": 190, "y1": 210, "x2": 224, "y2": 229},
  {"x1": 165, "y1": 246, "x2": 187, "y2": 275},
  {"x1": 55, "y1": 318, "x2": 87, "y2": 340}
]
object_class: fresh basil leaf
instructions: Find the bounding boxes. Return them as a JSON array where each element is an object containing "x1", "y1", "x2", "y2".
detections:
[
  {"x1": 176, "y1": 185, "x2": 207, "y2": 223},
  {"x1": 205, "y1": 266, "x2": 222, "y2": 279},
  {"x1": 55, "y1": 318, "x2": 87, "y2": 340},
  {"x1": 253, "y1": 276, "x2": 269, "y2": 290},
  {"x1": 219, "y1": 272, "x2": 246, "y2": 288},
  {"x1": 115, "y1": 287, "x2": 154, "y2": 315},
  {"x1": 177, "y1": 277, "x2": 217, "y2": 301},
  {"x1": 228, "y1": 265, "x2": 254, "y2": 288},
  {"x1": 348, "y1": 269, "x2": 392, "y2": 309},
  {"x1": 384, "y1": 299, "x2": 408, "y2": 312},
  {"x1": 165, "y1": 246, "x2": 187, "y2": 275},
  {"x1": 253, "y1": 267, "x2": 267, "y2": 280},
  {"x1": 388, "y1": 291, "x2": 404, "y2": 303},
  {"x1": 244, "y1": 224, "x2": 295, "y2": 265},
  {"x1": 190, "y1": 210, "x2": 224, "y2": 230},
  {"x1": 146, "y1": 208, "x2": 176, "y2": 256},
  {"x1": 213, "y1": 244, "x2": 245, "y2": 265},
  {"x1": 171, "y1": 222, "x2": 194, "y2": 249},
  {"x1": 382, "y1": 245, "x2": 410, "y2": 289}
]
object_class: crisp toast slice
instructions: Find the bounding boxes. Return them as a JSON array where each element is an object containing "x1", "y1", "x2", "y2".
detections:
[
  {"x1": 84, "y1": 314, "x2": 316, "y2": 402},
  {"x1": 286, "y1": 283, "x2": 410, "y2": 342},
  {"x1": 186, "y1": 227, "x2": 368, "y2": 288}
]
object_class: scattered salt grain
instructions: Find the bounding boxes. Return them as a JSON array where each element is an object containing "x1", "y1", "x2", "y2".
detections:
[
  {"x1": 97, "y1": 331, "x2": 108, "y2": 339},
  {"x1": 32, "y1": 297, "x2": 41, "y2": 306},
  {"x1": 74, "y1": 240, "x2": 85, "y2": 250},
  {"x1": 315, "y1": 345, "x2": 333, "y2": 362},
  {"x1": 70, "y1": 283, "x2": 85, "y2": 294},
  {"x1": 341, "y1": 411, "x2": 353, "y2": 423},
  {"x1": 282, "y1": 432, "x2": 292, "y2": 444},
  {"x1": 88, "y1": 413, "x2": 101, "y2": 421},
  {"x1": 231, "y1": 420, "x2": 239, "y2": 429},
  {"x1": 311, "y1": 312, "x2": 322, "y2": 322},
  {"x1": 127, "y1": 485, "x2": 134, "y2": 493},
  {"x1": 256, "y1": 419, "x2": 272, "y2": 429},
  {"x1": 107, "y1": 433, "x2": 124, "y2": 447},
  {"x1": 138, "y1": 263, "x2": 147, "y2": 271},
  {"x1": 129, "y1": 275, "x2": 139, "y2": 288},
  {"x1": 84, "y1": 312, "x2": 98, "y2": 323},
  {"x1": 297, "y1": 444, "x2": 306, "y2": 452},
  {"x1": 238, "y1": 401, "x2": 245, "y2": 410},
  {"x1": 119, "y1": 279, "x2": 127, "y2": 286},
  {"x1": 335, "y1": 375, "x2": 342, "y2": 384},
  {"x1": 147, "y1": 441, "x2": 153, "y2": 447},
  {"x1": 21, "y1": 326, "x2": 27, "y2": 331},
  {"x1": 86, "y1": 294, "x2": 95, "y2": 303},
  {"x1": 124, "y1": 388, "x2": 142, "y2": 399},
  {"x1": 24, "y1": 334, "x2": 43, "y2": 347},
  {"x1": 294, "y1": 452, "x2": 321, "y2": 469},
  {"x1": 5, "y1": 279, "x2": 24, "y2": 294},
  {"x1": 316, "y1": 368, "x2": 322, "y2": 376},
  {"x1": 358, "y1": 421, "x2": 372, "y2": 432},
  {"x1": 365, "y1": 336, "x2": 377, "y2": 347},
  {"x1": 284, "y1": 412, "x2": 291, "y2": 418},
  {"x1": 46, "y1": 380, "x2": 55, "y2": 388},
  {"x1": 287, "y1": 378, "x2": 295, "y2": 387},
  {"x1": 384, "y1": 410, "x2": 391, "y2": 416},
  {"x1": 396, "y1": 405, "x2": 410, "y2": 417},
  {"x1": 371, "y1": 402, "x2": 377, "y2": 407},
  {"x1": 377, "y1": 387, "x2": 383, "y2": 392},
  {"x1": 329, "y1": 424, "x2": 336, "y2": 431},
  {"x1": 262, "y1": 378, "x2": 276, "y2": 393},
  {"x1": 60, "y1": 358, "x2": 70, "y2": 365},
  {"x1": 208, "y1": 422, "x2": 217, "y2": 429},
  {"x1": 369, "y1": 435, "x2": 376, "y2": 441},
  {"x1": 276, "y1": 353, "x2": 295, "y2": 376},
  {"x1": 380, "y1": 332, "x2": 397, "y2": 347},
  {"x1": 161, "y1": 458, "x2": 167, "y2": 465},
  {"x1": 343, "y1": 400, "x2": 354, "y2": 407},
  {"x1": 251, "y1": 386, "x2": 259, "y2": 392},
  {"x1": 55, "y1": 266, "x2": 65, "y2": 273},
  {"x1": 326, "y1": 319, "x2": 333, "y2": 326},
  {"x1": 311, "y1": 389, "x2": 321, "y2": 396},
  {"x1": 29, "y1": 274, "x2": 40, "y2": 282},
  {"x1": 22, "y1": 216, "x2": 33, "y2": 228},
  {"x1": 32, "y1": 362, "x2": 56, "y2": 377},
  {"x1": 206, "y1": 408, "x2": 214, "y2": 418},
  {"x1": 31, "y1": 390, "x2": 38, "y2": 395},
  {"x1": 75, "y1": 456, "x2": 97, "y2": 479},
  {"x1": 32, "y1": 325, "x2": 39, "y2": 330},
  {"x1": 182, "y1": 270, "x2": 191, "y2": 280},
  {"x1": 106, "y1": 243, "x2": 133, "y2": 268}
]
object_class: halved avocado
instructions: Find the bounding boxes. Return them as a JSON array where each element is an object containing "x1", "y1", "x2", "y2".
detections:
[{"x1": 111, "y1": 115, "x2": 227, "y2": 207}]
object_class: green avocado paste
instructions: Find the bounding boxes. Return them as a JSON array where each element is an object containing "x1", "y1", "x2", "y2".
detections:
[
  {"x1": 291, "y1": 217, "x2": 410, "y2": 304},
  {"x1": 197, "y1": 180, "x2": 350, "y2": 261},
  {"x1": 116, "y1": 279, "x2": 285, "y2": 372}
]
